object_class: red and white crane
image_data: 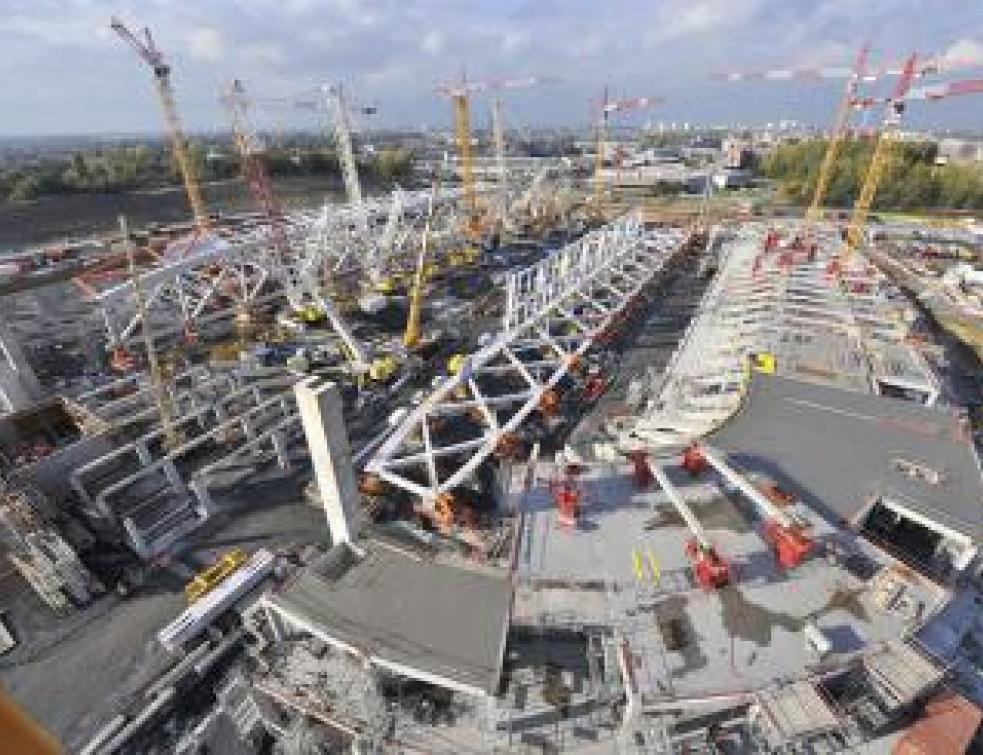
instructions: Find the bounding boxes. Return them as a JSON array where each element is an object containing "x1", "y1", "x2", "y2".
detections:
[{"x1": 592, "y1": 89, "x2": 663, "y2": 212}]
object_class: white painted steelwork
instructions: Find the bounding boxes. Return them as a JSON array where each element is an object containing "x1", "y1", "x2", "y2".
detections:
[{"x1": 366, "y1": 215, "x2": 685, "y2": 500}]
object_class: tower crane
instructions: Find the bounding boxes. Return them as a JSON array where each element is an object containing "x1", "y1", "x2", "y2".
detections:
[
  {"x1": 592, "y1": 91, "x2": 662, "y2": 216},
  {"x1": 714, "y1": 49, "x2": 980, "y2": 227},
  {"x1": 121, "y1": 215, "x2": 182, "y2": 450},
  {"x1": 842, "y1": 54, "x2": 919, "y2": 253},
  {"x1": 221, "y1": 79, "x2": 296, "y2": 327},
  {"x1": 807, "y1": 45, "x2": 870, "y2": 222},
  {"x1": 840, "y1": 70, "x2": 983, "y2": 257},
  {"x1": 324, "y1": 84, "x2": 364, "y2": 219},
  {"x1": 436, "y1": 74, "x2": 552, "y2": 241},
  {"x1": 111, "y1": 18, "x2": 210, "y2": 231},
  {"x1": 491, "y1": 98, "x2": 508, "y2": 228}
]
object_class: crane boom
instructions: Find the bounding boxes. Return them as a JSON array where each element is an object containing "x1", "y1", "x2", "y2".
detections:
[{"x1": 111, "y1": 18, "x2": 209, "y2": 231}]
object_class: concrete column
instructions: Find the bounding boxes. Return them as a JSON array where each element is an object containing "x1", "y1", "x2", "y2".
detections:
[
  {"x1": 0, "y1": 320, "x2": 42, "y2": 413},
  {"x1": 294, "y1": 377, "x2": 360, "y2": 545}
]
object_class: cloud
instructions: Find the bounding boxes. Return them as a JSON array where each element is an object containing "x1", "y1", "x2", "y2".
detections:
[
  {"x1": 420, "y1": 30, "x2": 445, "y2": 56},
  {"x1": 943, "y1": 38, "x2": 983, "y2": 67},
  {"x1": 186, "y1": 27, "x2": 225, "y2": 63}
]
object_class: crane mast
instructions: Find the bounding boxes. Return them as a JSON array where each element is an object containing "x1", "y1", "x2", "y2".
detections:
[
  {"x1": 453, "y1": 90, "x2": 479, "y2": 237},
  {"x1": 843, "y1": 54, "x2": 918, "y2": 252},
  {"x1": 110, "y1": 18, "x2": 209, "y2": 231},
  {"x1": 593, "y1": 86, "x2": 609, "y2": 213},
  {"x1": 491, "y1": 98, "x2": 508, "y2": 223},
  {"x1": 121, "y1": 215, "x2": 181, "y2": 449},
  {"x1": 222, "y1": 79, "x2": 293, "y2": 290},
  {"x1": 807, "y1": 45, "x2": 870, "y2": 222},
  {"x1": 326, "y1": 85, "x2": 363, "y2": 214}
]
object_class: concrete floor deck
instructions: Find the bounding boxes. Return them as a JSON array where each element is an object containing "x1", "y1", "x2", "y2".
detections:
[{"x1": 508, "y1": 461, "x2": 921, "y2": 703}]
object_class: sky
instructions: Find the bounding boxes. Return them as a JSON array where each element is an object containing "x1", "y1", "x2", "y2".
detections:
[{"x1": 1, "y1": 0, "x2": 982, "y2": 137}]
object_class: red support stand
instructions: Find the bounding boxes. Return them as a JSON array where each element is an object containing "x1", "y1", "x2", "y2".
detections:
[
  {"x1": 680, "y1": 445, "x2": 707, "y2": 477},
  {"x1": 627, "y1": 451, "x2": 653, "y2": 489}
]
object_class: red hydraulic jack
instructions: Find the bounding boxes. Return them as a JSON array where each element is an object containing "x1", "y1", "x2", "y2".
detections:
[
  {"x1": 680, "y1": 445, "x2": 707, "y2": 476},
  {"x1": 549, "y1": 464, "x2": 583, "y2": 530},
  {"x1": 685, "y1": 539, "x2": 731, "y2": 589},
  {"x1": 582, "y1": 374, "x2": 607, "y2": 401},
  {"x1": 762, "y1": 519, "x2": 813, "y2": 569},
  {"x1": 627, "y1": 451, "x2": 654, "y2": 489}
]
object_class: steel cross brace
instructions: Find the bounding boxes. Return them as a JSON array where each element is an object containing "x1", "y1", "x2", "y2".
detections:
[{"x1": 366, "y1": 215, "x2": 685, "y2": 501}]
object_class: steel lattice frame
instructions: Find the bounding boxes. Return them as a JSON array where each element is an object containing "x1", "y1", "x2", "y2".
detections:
[
  {"x1": 90, "y1": 189, "x2": 452, "y2": 349},
  {"x1": 366, "y1": 214, "x2": 686, "y2": 501}
]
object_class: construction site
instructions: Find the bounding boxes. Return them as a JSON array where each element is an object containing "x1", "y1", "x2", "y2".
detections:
[{"x1": 0, "y1": 13, "x2": 981, "y2": 755}]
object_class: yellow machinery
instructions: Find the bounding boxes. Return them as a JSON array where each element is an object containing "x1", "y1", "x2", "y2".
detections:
[
  {"x1": 843, "y1": 54, "x2": 918, "y2": 254},
  {"x1": 184, "y1": 548, "x2": 249, "y2": 604},
  {"x1": 404, "y1": 184, "x2": 439, "y2": 350},
  {"x1": 111, "y1": 18, "x2": 209, "y2": 231},
  {"x1": 368, "y1": 354, "x2": 399, "y2": 382},
  {"x1": 806, "y1": 45, "x2": 870, "y2": 222},
  {"x1": 185, "y1": 548, "x2": 248, "y2": 604},
  {"x1": 750, "y1": 352, "x2": 777, "y2": 375}
]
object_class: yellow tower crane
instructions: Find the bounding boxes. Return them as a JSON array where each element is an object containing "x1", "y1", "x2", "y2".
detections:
[
  {"x1": 437, "y1": 75, "x2": 553, "y2": 242},
  {"x1": 843, "y1": 54, "x2": 918, "y2": 253},
  {"x1": 806, "y1": 45, "x2": 870, "y2": 222},
  {"x1": 111, "y1": 18, "x2": 210, "y2": 231}
]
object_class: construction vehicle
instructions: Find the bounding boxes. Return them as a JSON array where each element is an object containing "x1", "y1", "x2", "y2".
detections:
[
  {"x1": 111, "y1": 18, "x2": 209, "y2": 231},
  {"x1": 682, "y1": 444, "x2": 813, "y2": 569},
  {"x1": 184, "y1": 548, "x2": 249, "y2": 604}
]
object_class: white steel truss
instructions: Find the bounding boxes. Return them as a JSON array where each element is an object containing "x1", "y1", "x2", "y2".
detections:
[
  {"x1": 89, "y1": 189, "x2": 454, "y2": 350},
  {"x1": 366, "y1": 214, "x2": 686, "y2": 501}
]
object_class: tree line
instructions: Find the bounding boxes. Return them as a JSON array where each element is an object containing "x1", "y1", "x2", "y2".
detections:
[
  {"x1": 0, "y1": 142, "x2": 415, "y2": 202},
  {"x1": 761, "y1": 138, "x2": 983, "y2": 211}
]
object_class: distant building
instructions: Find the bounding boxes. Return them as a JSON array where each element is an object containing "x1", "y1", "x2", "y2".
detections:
[
  {"x1": 712, "y1": 168, "x2": 753, "y2": 189},
  {"x1": 722, "y1": 136, "x2": 753, "y2": 169},
  {"x1": 937, "y1": 138, "x2": 983, "y2": 165}
]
